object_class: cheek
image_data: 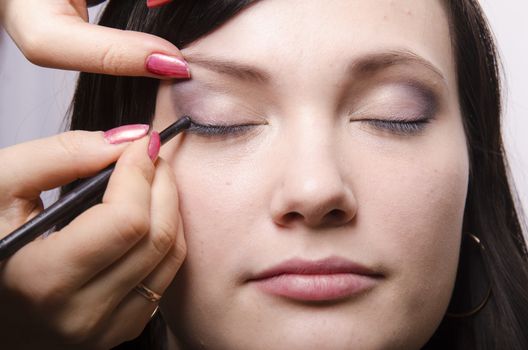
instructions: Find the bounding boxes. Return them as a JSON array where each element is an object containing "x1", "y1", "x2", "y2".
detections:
[
  {"x1": 353, "y1": 131, "x2": 469, "y2": 339},
  {"x1": 163, "y1": 144, "x2": 269, "y2": 281},
  {"x1": 159, "y1": 144, "x2": 274, "y2": 340},
  {"x1": 172, "y1": 149, "x2": 266, "y2": 235},
  {"x1": 363, "y1": 152, "x2": 468, "y2": 260}
]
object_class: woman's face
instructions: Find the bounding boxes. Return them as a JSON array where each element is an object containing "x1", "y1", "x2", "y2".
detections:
[{"x1": 153, "y1": 0, "x2": 468, "y2": 349}]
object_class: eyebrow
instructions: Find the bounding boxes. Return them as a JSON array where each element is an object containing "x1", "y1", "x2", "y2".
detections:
[
  {"x1": 351, "y1": 49, "x2": 448, "y2": 86},
  {"x1": 185, "y1": 54, "x2": 271, "y2": 83},
  {"x1": 184, "y1": 49, "x2": 447, "y2": 86}
]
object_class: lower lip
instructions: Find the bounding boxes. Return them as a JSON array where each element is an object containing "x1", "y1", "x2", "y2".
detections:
[{"x1": 251, "y1": 273, "x2": 378, "y2": 302}]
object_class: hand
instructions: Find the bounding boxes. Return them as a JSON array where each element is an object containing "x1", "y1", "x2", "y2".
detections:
[
  {"x1": 0, "y1": 126, "x2": 186, "y2": 349},
  {"x1": 0, "y1": 0, "x2": 189, "y2": 78}
]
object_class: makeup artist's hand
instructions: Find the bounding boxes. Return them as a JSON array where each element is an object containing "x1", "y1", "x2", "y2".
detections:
[
  {"x1": 0, "y1": 127, "x2": 186, "y2": 349},
  {"x1": 0, "y1": 0, "x2": 190, "y2": 78}
]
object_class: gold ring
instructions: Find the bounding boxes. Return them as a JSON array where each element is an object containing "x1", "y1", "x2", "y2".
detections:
[{"x1": 134, "y1": 282, "x2": 162, "y2": 303}]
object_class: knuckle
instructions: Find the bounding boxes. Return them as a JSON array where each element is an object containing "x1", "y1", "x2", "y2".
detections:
[
  {"x1": 55, "y1": 321, "x2": 91, "y2": 345},
  {"x1": 132, "y1": 161, "x2": 156, "y2": 185},
  {"x1": 51, "y1": 298, "x2": 115, "y2": 347},
  {"x1": 4, "y1": 262, "x2": 68, "y2": 307},
  {"x1": 171, "y1": 238, "x2": 187, "y2": 268},
  {"x1": 111, "y1": 205, "x2": 150, "y2": 244},
  {"x1": 17, "y1": 24, "x2": 58, "y2": 67},
  {"x1": 56, "y1": 131, "x2": 88, "y2": 164},
  {"x1": 164, "y1": 231, "x2": 187, "y2": 268},
  {"x1": 99, "y1": 45, "x2": 124, "y2": 76},
  {"x1": 175, "y1": 238, "x2": 187, "y2": 261},
  {"x1": 11, "y1": 284, "x2": 101, "y2": 344},
  {"x1": 19, "y1": 31, "x2": 46, "y2": 65},
  {"x1": 53, "y1": 311, "x2": 102, "y2": 345},
  {"x1": 49, "y1": 298, "x2": 113, "y2": 346},
  {"x1": 150, "y1": 220, "x2": 177, "y2": 257},
  {"x1": 23, "y1": 278, "x2": 69, "y2": 307}
]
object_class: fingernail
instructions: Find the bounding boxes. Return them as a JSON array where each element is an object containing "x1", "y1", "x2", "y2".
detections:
[
  {"x1": 148, "y1": 131, "x2": 161, "y2": 161},
  {"x1": 146, "y1": 53, "x2": 190, "y2": 78},
  {"x1": 104, "y1": 124, "x2": 150, "y2": 144},
  {"x1": 147, "y1": 0, "x2": 172, "y2": 8}
]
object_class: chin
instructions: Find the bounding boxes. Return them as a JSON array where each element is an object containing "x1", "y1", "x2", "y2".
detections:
[{"x1": 169, "y1": 312, "x2": 436, "y2": 350}]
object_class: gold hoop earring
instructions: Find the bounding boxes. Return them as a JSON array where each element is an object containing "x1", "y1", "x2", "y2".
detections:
[{"x1": 446, "y1": 233, "x2": 492, "y2": 318}]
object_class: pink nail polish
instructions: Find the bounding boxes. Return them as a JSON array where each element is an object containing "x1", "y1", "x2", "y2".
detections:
[
  {"x1": 146, "y1": 53, "x2": 190, "y2": 78},
  {"x1": 147, "y1": 0, "x2": 172, "y2": 8},
  {"x1": 104, "y1": 124, "x2": 149, "y2": 144},
  {"x1": 148, "y1": 132, "x2": 161, "y2": 161}
]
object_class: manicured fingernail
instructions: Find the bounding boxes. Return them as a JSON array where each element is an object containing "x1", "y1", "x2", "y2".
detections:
[
  {"x1": 147, "y1": 0, "x2": 172, "y2": 8},
  {"x1": 146, "y1": 53, "x2": 190, "y2": 78},
  {"x1": 148, "y1": 131, "x2": 161, "y2": 161},
  {"x1": 104, "y1": 124, "x2": 149, "y2": 144}
]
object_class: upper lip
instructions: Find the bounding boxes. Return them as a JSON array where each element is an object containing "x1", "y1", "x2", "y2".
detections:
[{"x1": 249, "y1": 256, "x2": 383, "y2": 281}]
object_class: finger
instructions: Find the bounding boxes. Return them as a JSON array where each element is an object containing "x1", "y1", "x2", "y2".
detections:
[
  {"x1": 138, "y1": 159, "x2": 186, "y2": 294},
  {"x1": 86, "y1": 0, "x2": 174, "y2": 9},
  {"x1": 0, "y1": 126, "x2": 148, "y2": 199},
  {"x1": 6, "y1": 136, "x2": 157, "y2": 292},
  {"x1": 20, "y1": 19, "x2": 189, "y2": 79},
  {"x1": 146, "y1": 0, "x2": 174, "y2": 8},
  {"x1": 1, "y1": 0, "x2": 188, "y2": 78},
  {"x1": 91, "y1": 253, "x2": 170, "y2": 348},
  {"x1": 80, "y1": 159, "x2": 184, "y2": 303},
  {"x1": 89, "y1": 159, "x2": 185, "y2": 348},
  {"x1": 0, "y1": 196, "x2": 44, "y2": 237}
]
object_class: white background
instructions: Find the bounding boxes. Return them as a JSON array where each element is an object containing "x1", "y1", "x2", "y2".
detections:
[{"x1": 0, "y1": 2, "x2": 526, "y2": 216}]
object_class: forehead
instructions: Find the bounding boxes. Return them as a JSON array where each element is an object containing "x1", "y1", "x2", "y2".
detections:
[{"x1": 183, "y1": 0, "x2": 454, "y2": 86}]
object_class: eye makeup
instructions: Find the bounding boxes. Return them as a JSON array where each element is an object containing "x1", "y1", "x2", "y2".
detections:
[
  {"x1": 170, "y1": 83, "x2": 268, "y2": 139},
  {"x1": 171, "y1": 79, "x2": 268, "y2": 125},
  {"x1": 349, "y1": 81, "x2": 439, "y2": 136},
  {"x1": 363, "y1": 118, "x2": 432, "y2": 135},
  {"x1": 171, "y1": 70, "x2": 441, "y2": 141},
  {"x1": 187, "y1": 121, "x2": 258, "y2": 137}
]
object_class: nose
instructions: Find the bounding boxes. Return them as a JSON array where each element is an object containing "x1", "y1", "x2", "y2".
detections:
[{"x1": 270, "y1": 122, "x2": 358, "y2": 228}]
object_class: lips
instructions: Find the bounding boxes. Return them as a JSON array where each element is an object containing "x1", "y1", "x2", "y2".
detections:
[{"x1": 248, "y1": 256, "x2": 383, "y2": 302}]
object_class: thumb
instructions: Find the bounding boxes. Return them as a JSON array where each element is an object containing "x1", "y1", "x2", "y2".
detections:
[
  {"x1": 24, "y1": 20, "x2": 191, "y2": 79},
  {"x1": 0, "y1": 124, "x2": 149, "y2": 200},
  {"x1": 1, "y1": 0, "x2": 185, "y2": 78}
]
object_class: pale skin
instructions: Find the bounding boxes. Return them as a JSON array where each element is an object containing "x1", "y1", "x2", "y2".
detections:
[
  {"x1": 0, "y1": 132, "x2": 186, "y2": 349},
  {"x1": 0, "y1": 0, "x2": 469, "y2": 349},
  {"x1": 0, "y1": 0, "x2": 187, "y2": 348},
  {"x1": 0, "y1": 0, "x2": 179, "y2": 77},
  {"x1": 154, "y1": 0, "x2": 469, "y2": 349}
]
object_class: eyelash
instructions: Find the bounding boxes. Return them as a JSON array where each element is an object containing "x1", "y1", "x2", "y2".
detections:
[
  {"x1": 361, "y1": 118, "x2": 431, "y2": 135},
  {"x1": 188, "y1": 121, "x2": 256, "y2": 137},
  {"x1": 187, "y1": 118, "x2": 431, "y2": 138}
]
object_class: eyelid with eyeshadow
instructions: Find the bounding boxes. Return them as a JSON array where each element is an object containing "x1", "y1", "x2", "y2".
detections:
[
  {"x1": 183, "y1": 80, "x2": 439, "y2": 138},
  {"x1": 346, "y1": 81, "x2": 439, "y2": 134},
  {"x1": 187, "y1": 116, "x2": 432, "y2": 138}
]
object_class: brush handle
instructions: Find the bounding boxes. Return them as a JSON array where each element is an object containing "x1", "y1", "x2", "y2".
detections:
[
  {"x1": 0, "y1": 166, "x2": 113, "y2": 260},
  {"x1": 0, "y1": 116, "x2": 191, "y2": 261}
]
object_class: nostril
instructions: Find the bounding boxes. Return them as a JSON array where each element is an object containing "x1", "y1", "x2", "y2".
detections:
[
  {"x1": 280, "y1": 209, "x2": 350, "y2": 227},
  {"x1": 283, "y1": 212, "x2": 303, "y2": 224},
  {"x1": 325, "y1": 209, "x2": 347, "y2": 224}
]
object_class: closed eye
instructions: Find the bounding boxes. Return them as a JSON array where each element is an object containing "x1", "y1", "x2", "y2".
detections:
[
  {"x1": 187, "y1": 121, "x2": 258, "y2": 137},
  {"x1": 358, "y1": 118, "x2": 431, "y2": 135},
  {"x1": 187, "y1": 118, "x2": 430, "y2": 138}
]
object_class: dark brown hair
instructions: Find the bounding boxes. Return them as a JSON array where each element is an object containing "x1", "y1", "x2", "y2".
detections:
[{"x1": 65, "y1": 1, "x2": 528, "y2": 349}]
